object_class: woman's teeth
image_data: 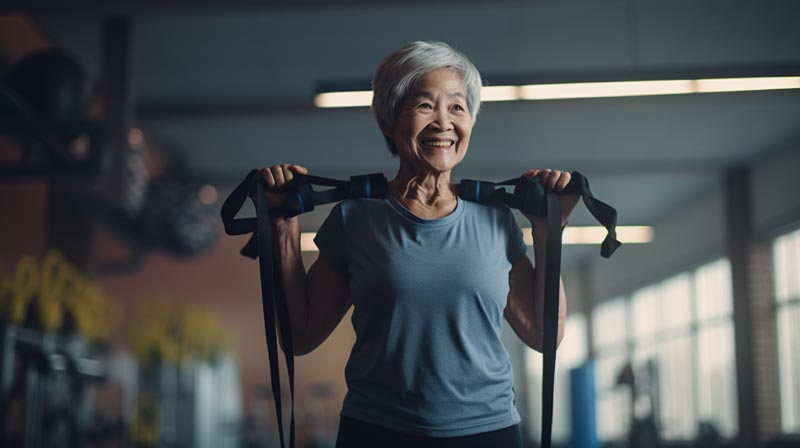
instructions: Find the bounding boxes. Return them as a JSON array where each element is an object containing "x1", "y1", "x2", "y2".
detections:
[{"x1": 422, "y1": 140, "x2": 453, "y2": 147}]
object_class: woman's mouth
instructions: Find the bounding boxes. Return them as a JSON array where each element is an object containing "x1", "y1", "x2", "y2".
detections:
[{"x1": 420, "y1": 139, "x2": 454, "y2": 149}]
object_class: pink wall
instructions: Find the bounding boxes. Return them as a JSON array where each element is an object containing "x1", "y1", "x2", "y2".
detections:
[{"x1": 0, "y1": 180, "x2": 47, "y2": 268}]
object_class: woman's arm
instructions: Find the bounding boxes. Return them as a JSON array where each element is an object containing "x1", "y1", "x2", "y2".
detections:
[
  {"x1": 504, "y1": 168, "x2": 577, "y2": 352},
  {"x1": 263, "y1": 164, "x2": 352, "y2": 356},
  {"x1": 505, "y1": 249, "x2": 566, "y2": 353}
]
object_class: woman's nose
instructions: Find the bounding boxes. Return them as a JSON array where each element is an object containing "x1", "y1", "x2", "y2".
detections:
[{"x1": 430, "y1": 107, "x2": 453, "y2": 131}]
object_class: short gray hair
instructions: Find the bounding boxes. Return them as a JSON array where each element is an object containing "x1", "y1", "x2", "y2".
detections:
[{"x1": 371, "y1": 41, "x2": 482, "y2": 155}]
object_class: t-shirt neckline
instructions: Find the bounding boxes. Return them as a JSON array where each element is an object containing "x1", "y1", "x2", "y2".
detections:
[{"x1": 386, "y1": 190, "x2": 465, "y2": 227}]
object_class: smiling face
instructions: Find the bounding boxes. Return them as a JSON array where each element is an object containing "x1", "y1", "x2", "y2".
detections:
[{"x1": 382, "y1": 68, "x2": 474, "y2": 175}]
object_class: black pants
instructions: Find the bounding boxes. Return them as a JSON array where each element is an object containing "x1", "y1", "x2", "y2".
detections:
[{"x1": 334, "y1": 415, "x2": 524, "y2": 448}]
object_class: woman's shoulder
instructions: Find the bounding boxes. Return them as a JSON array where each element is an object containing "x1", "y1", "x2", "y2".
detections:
[
  {"x1": 331, "y1": 197, "x2": 391, "y2": 220},
  {"x1": 460, "y1": 198, "x2": 522, "y2": 232},
  {"x1": 459, "y1": 195, "x2": 513, "y2": 216}
]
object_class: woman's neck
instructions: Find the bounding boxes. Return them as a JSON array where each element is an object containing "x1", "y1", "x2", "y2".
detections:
[{"x1": 390, "y1": 164, "x2": 457, "y2": 219}]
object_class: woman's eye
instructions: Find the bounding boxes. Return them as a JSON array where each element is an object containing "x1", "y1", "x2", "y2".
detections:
[
  {"x1": 453, "y1": 104, "x2": 465, "y2": 112},
  {"x1": 418, "y1": 103, "x2": 433, "y2": 109}
]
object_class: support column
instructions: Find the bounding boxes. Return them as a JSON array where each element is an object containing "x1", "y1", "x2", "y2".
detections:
[
  {"x1": 725, "y1": 166, "x2": 781, "y2": 446},
  {"x1": 47, "y1": 16, "x2": 133, "y2": 273},
  {"x1": 101, "y1": 15, "x2": 134, "y2": 203},
  {"x1": 726, "y1": 166, "x2": 757, "y2": 447},
  {"x1": 748, "y1": 243, "x2": 781, "y2": 444}
]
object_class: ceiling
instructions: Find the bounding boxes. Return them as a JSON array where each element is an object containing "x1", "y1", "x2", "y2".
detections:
[{"x1": 6, "y1": 0, "x2": 800, "y2": 267}]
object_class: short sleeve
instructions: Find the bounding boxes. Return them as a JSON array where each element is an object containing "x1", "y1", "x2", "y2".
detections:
[
  {"x1": 505, "y1": 208, "x2": 528, "y2": 265},
  {"x1": 313, "y1": 203, "x2": 349, "y2": 279}
]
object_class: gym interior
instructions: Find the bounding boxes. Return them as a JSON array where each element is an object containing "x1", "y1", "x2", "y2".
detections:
[{"x1": 1, "y1": 1, "x2": 799, "y2": 447}]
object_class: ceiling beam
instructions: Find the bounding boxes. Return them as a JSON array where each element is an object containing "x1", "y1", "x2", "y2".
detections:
[
  {"x1": 4, "y1": 0, "x2": 529, "y2": 14},
  {"x1": 136, "y1": 63, "x2": 800, "y2": 124},
  {"x1": 137, "y1": 102, "x2": 322, "y2": 125}
]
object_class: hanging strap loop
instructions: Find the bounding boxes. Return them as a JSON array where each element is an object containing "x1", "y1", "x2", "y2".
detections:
[
  {"x1": 220, "y1": 170, "x2": 388, "y2": 448},
  {"x1": 459, "y1": 171, "x2": 621, "y2": 258}
]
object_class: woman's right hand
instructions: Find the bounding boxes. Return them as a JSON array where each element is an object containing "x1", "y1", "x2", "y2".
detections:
[
  {"x1": 259, "y1": 163, "x2": 308, "y2": 205},
  {"x1": 259, "y1": 164, "x2": 309, "y2": 230}
]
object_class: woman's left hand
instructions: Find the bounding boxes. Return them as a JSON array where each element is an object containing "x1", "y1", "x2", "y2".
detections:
[{"x1": 522, "y1": 169, "x2": 580, "y2": 228}]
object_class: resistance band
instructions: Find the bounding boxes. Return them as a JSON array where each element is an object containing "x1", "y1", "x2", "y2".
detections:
[
  {"x1": 220, "y1": 171, "x2": 388, "y2": 448},
  {"x1": 221, "y1": 169, "x2": 620, "y2": 448},
  {"x1": 459, "y1": 173, "x2": 620, "y2": 447}
]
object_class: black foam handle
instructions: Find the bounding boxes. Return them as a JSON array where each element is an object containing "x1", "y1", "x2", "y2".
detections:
[
  {"x1": 459, "y1": 179, "x2": 496, "y2": 203},
  {"x1": 282, "y1": 177, "x2": 316, "y2": 217},
  {"x1": 349, "y1": 173, "x2": 389, "y2": 198}
]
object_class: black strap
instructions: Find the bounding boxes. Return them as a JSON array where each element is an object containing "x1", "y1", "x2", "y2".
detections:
[
  {"x1": 221, "y1": 169, "x2": 619, "y2": 448},
  {"x1": 458, "y1": 171, "x2": 621, "y2": 448},
  {"x1": 459, "y1": 172, "x2": 620, "y2": 259},
  {"x1": 220, "y1": 170, "x2": 388, "y2": 448}
]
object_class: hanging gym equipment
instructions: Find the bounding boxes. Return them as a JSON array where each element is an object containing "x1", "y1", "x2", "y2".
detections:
[{"x1": 0, "y1": 50, "x2": 108, "y2": 179}]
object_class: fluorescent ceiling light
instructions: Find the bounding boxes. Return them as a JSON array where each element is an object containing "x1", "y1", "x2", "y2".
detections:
[
  {"x1": 314, "y1": 76, "x2": 800, "y2": 108},
  {"x1": 522, "y1": 225, "x2": 654, "y2": 246},
  {"x1": 695, "y1": 76, "x2": 800, "y2": 93},
  {"x1": 314, "y1": 90, "x2": 373, "y2": 108},
  {"x1": 520, "y1": 80, "x2": 694, "y2": 100},
  {"x1": 481, "y1": 85, "x2": 521, "y2": 102},
  {"x1": 299, "y1": 226, "x2": 653, "y2": 252}
]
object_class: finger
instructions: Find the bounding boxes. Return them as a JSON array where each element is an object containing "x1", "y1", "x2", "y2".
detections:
[
  {"x1": 545, "y1": 169, "x2": 559, "y2": 189},
  {"x1": 556, "y1": 172, "x2": 571, "y2": 190},
  {"x1": 290, "y1": 164, "x2": 309, "y2": 175},
  {"x1": 551, "y1": 170, "x2": 562, "y2": 189},
  {"x1": 261, "y1": 168, "x2": 276, "y2": 189},
  {"x1": 281, "y1": 164, "x2": 294, "y2": 183},
  {"x1": 272, "y1": 166, "x2": 286, "y2": 187}
]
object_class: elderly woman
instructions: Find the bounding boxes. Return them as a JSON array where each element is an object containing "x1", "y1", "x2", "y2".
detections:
[{"x1": 262, "y1": 41, "x2": 577, "y2": 448}]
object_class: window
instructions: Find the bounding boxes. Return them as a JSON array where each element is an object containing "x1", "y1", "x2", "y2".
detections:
[
  {"x1": 631, "y1": 275, "x2": 696, "y2": 439},
  {"x1": 525, "y1": 314, "x2": 588, "y2": 444},
  {"x1": 592, "y1": 299, "x2": 630, "y2": 441},
  {"x1": 773, "y1": 228, "x2": 800, "y2": 433},
  {"x1": 694, "y1": 259, "x2": 737, "y2": 437},
  {"x1": 592, "y1": 258, "x2": 737, "y2": 443}
]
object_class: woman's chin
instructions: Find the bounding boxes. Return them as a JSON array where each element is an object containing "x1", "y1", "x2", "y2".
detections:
[
  {"x1": 418, "y1": 147, "x2": 463, "y2": 169},
  {"x1": 418, "y1": 158, "x2": 460, "y2": 173}
]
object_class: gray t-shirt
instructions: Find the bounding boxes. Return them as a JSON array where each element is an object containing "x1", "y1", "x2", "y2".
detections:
[{"x1": 314, "y1": 192, "x2": 528, "y2": 437}]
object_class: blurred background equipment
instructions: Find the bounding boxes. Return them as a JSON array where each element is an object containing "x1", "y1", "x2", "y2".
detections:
[
  {"x1": 0, "y1": 252, "x2": 244, "y2": 447},
  {"x1": 616, "y1": 359, "x2": 660, "y2": 448},
  {"x1": 141, "y1": 161, "x2": 219, "y2": 259},
  {"x1": 0, "y1": 49, "x2": 107, "y2": 179},
  {"x1": 0, "y1": 46, "x2": 219, "y2": 273},
  {"x1": 0, "y1": 250, "x2": 121, "y2": 448},
  {"x1": 302, "y1": 383, "x2": 338, "y2": 448},
  {"x1": 92, "y1": 146, "x2": 221, "y2": 273},
  {"x1": 127, "y1": 295, "x2": 242, "y2": 448},
  {"x1": 570, "y1": 361, "x2": 600, "y2": 448},
  {"x1": 5, "y1": 50, "x2": 88, "y2": 124}
]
